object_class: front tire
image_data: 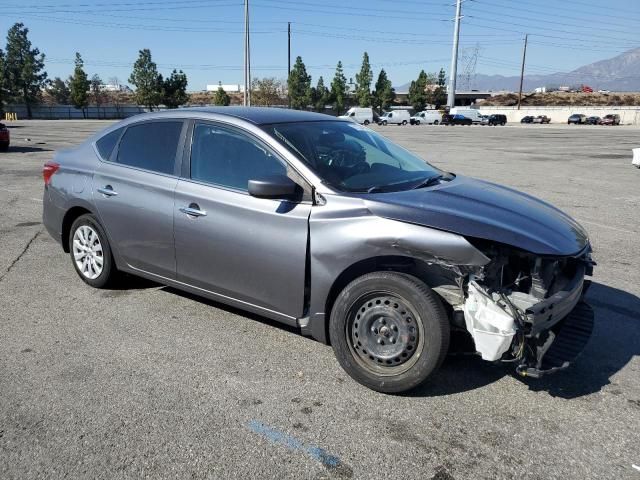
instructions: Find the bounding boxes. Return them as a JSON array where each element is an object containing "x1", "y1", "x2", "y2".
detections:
[
  {"x1": 433, "y1": 120, "x2": 439, "y2": 125},
  {"x1": 69, "y1": 214, "x2": 118, "y2": 288},
  {"x1": 364, "y1": 120, "x2": 370, "y2": 126},
  {"x1": 329, "y1": 272, "x2": 449, "y2": 394},
  {"x1": 382, "y1": 120, "x2": 387, "y2": 126}
]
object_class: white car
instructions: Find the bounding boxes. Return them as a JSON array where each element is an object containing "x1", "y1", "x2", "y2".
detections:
[
  {"x1": 378, "y1": 110, "x2": 411, "y2": 126},
  {"x1": 410, "y1": 111, "x2": 443, "y2": 125}
]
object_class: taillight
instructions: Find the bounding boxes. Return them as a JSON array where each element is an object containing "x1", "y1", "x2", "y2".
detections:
[{"x1": 43, "y1": 161, "x2": 60, "y2": 185}]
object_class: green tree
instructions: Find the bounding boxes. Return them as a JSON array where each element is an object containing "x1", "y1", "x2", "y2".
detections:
[
  {"x1": 49, "y1": 77, "x2": 70, "y2": 104},
  {"x1": 354, "y1": 52, "x2": 373, "y2": 107},
  {"x1": 287, "y1": 56, "x2": 311, "y2": 110},
  {"x1": 129, "y1": 49, "x2": 162, "y2": 110},
  {"x1": 372, "y1": 69, "x2": 395, "y2": 114},
  {"x1": 162, "y1": 69, "x2": 188, "y2": 108},
  {"x1": 408, "y1": 70, "x2": 434, "y2": 112},
  {"x1": 69, "y1": 52, "x2": 90, "y2": 118},
  {"x1": 4, "y1": 23, "x2": 48, "y2": 119},
  {"x1": 213, "y1": 86, "x2": 230, "y2": 106},
  {"x1": 311, "y1": 76, "x2": 330, "y2": 112},
  {"x1": 430, "y1": 68, "x2": 447, "y2": 108},
  {"x1": 0, "y1": 49, "x2": 6, "y2": 117},
  {"x1": 330, "y1": 61, "x2": 348, "y2": 114}
]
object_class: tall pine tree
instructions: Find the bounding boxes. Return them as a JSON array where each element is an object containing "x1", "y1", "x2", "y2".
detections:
[
  {"x1": 69, "y1": 53, "x2": 90, "y2": 118},
  {"x1": 287, "y1": 56, "x2": 311, "y2": 110},
  {"x1": 129, "y1": 49, "x2": 163, "y2": 110},
  {"x1": 355, "y1": 52, "x2": 373, "y2": 107},
  {"x1": 162, "y1": 69, "x2": 189, "y2": 108},
  {"x1": 372, "y1": 69, "x2": 395, "y2": 114},
  {"x1": 4, "y1": 23, "x2": 48, "y2": 119},
  {"x1": 330, "y1": 61, "x2": 348, "y2": 114}
]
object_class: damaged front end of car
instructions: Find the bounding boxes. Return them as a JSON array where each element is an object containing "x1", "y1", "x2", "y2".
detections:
[{"x1": 454, "y1": 240, "x2": 595, "y2": 377}]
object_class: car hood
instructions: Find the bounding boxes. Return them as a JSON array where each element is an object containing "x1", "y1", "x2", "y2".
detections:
[{"x1": 363, "y1": 175, "x2": 589, "y2": 256}]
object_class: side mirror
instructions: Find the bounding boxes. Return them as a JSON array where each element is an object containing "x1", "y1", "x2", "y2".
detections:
[{"x1": 248, "y1": 175, "x2": 299, "y2": 200}]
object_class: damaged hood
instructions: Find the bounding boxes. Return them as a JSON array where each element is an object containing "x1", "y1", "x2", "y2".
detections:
[{"x1": 363, "y1": 175, "x2": 589, "y2": 256}]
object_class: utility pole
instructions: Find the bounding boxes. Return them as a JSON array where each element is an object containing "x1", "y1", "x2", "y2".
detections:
[
  {"x1": 447, "y1": 0, "x2": 463, "y2": 109},
  {"x1": 243, "y1": 0, "x2": 251, "y2": 106},
  {"x1": 288, "y1": 22, "x2": 291, "y2": 108},
  {"x1": 517, "y1": 34, "x2": 528, "y2": 110}
]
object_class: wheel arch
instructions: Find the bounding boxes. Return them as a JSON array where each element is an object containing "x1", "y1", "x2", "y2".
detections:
[
  {"x1": 61, "y1": 205, "x2": 94, "y2": 253},
  {"x1": 315, "y1": 255, "x2": 459, "y2": 344}
]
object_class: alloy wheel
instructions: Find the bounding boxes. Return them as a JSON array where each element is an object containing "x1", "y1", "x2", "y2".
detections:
[{"x1": 72, "y1": 225, "x2": 104, "y2": 280}]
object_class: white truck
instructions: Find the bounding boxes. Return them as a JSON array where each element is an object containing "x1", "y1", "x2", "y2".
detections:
[
  {"x1": 378, "y1": 110, "x2": 411, "y2": 126},
  {"x1": 450, "y1": 108, "x2": 483, "y2": 124},
  {"x1": 339, "y1": 107, "x2": 374, "y2": 125},
  {"x1": 410, "y1": 111, "x2": 443, "y2": 125}
]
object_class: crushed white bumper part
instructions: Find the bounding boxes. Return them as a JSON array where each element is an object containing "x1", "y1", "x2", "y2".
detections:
[{"x1": 463, "y1": 282, "x2": 516, "y2": 361}]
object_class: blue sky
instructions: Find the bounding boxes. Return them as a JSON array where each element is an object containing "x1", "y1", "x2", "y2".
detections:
[{"x1": 1, "y1": 0, "x2": 639, "y2": 91}]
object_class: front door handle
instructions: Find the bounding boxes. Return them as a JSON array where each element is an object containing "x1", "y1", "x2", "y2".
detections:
[
  {"x1": 179, "y1": 203, "x2": 207, "y2": 217},
  {"x1": 97, "y1": 185, "x2": 118, "y2": 197}
]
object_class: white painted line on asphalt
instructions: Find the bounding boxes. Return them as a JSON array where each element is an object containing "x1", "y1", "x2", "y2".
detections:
[
  {"x1": 30, "y1": 198, "x2": 42, "y2": 203},
  {"x1": 578, "y1": 219, "x2": 637, "y2": 235},
  {"x1": 632, "y1": 464, "x2": 640, "y2": 472}
]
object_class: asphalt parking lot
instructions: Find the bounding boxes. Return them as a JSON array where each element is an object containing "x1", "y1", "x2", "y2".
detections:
[{"x1": 1, "y1": 120, "x2": 639, "y2": 479}]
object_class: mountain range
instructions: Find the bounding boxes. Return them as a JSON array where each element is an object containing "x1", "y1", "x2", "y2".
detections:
[{"x1": 396, "y1": 48, "x2": 640, "y2": 93}]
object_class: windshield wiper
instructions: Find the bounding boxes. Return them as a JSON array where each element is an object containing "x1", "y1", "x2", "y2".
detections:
[{"x1": 411, "y1": 172, "x2": 455, "y2": 190}]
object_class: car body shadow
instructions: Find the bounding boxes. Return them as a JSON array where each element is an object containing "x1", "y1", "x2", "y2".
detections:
[
  {"x1": 116, "y1": 277, "x2": 637, "y2": 399},
  {"x1": 410, "y1": 282, "x2": 640, "y2": 398},
  {"x1": 6, "y1": 146, "x2": 53, "y2": 153}
]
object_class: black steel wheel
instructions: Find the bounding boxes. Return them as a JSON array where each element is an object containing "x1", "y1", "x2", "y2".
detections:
[{"x1": 330, "y1": 272, "x2": 449, "y2": 393}]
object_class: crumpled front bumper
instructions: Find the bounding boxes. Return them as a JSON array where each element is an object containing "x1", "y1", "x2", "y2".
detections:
[{"x1": 516, "y1": 281, "x2": 594, "y2": 378}]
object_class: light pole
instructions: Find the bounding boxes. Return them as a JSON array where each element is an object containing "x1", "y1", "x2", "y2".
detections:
[
  {"x1": 447, "y1": 0, "x2": 463, "y2": 109},
  {"x1": 243, "y1": 0, "x2": 251, "y2": 106}
]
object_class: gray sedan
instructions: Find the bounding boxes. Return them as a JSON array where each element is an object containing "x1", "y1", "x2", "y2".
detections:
[{"x1": 42, "y1": 108, "x2": 595, "y2": 393}]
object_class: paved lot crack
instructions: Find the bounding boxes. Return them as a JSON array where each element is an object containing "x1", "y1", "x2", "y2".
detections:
[{"x1": 0, "y1": 228, "x2": 43, "y2": 283}]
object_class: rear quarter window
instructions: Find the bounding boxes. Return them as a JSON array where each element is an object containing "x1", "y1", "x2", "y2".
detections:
[
  {"x1": 95, "y1": 127, "x2": 124, "y2": 161},
  {"x1": 116, "y1": 121, "x2": 183, "y2": 175}
]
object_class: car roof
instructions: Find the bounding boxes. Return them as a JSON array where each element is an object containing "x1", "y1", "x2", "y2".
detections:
[{"x1": 165, "y1": 106, "x2": 337, "y2": 125}]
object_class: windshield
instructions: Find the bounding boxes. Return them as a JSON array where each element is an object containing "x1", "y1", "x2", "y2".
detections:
[{"x1": 264, "y1": 120, "x2": 442, "y2": 193}]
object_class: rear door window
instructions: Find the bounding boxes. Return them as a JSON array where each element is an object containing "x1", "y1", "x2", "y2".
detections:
[
  {"x1": 95, "y1": 127, "x2": 124, "y2": 161},
  {"x1": 116, "y1": 121, "x2": 183, "y2": 175}
]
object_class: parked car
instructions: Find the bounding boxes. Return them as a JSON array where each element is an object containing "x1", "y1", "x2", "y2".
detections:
[
  {"x1": 487, "y1": 114, "x2": 507, "y2": 126},
  {"x1": 410, "y1": 110, "x2": 442, "y2": 125},
  {"x1": 42, "y1": 108, "x2": 595, "y2": 393},
  {"x1": 442, "y1": 114, "x2": 473, "y2": 126},
  {"x1": 378, "y1": 110, "x2": 411, "y2": 126},
  {"x1": 586, "y1": 116, "x2": 602, "y2": 125},
  {"x1": 568, "y1": 114, "x2": 588, "y2": 124},
  {"x1": 0, "y1": 123, "x2": 9, "y2": 151},
  {"x1": 521, "y1": 116, "x2": 535, "y2": 124},
  {"x1": 339, "y1": 107, "x2": 373, "y2": 125},
  {"x1": 601, "y1": 114, "x2": 621, "y2": 126},
  {"x1": 532, "y1": 115, "x2": 551, "y2": 124},
  {"x1": 479, "y1": 115, "x2": 490, "y2": 126},
  {"x1": 449, "y1": 108, "x2": 482, "y2": 124}
]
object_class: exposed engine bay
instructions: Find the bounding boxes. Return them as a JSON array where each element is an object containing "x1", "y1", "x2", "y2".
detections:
[{"x1": 451, "y1": 240, "x2": 595, "y2": 377}]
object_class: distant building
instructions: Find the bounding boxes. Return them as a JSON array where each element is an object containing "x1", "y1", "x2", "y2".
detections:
[
  {"x1": 101, "y1": 83, "x2": 131, "y2": 93},
  {"x1": 534, "y1": 87, "x2": 547, "y2": 93},
  {"x1": 206, "y1": 83, "x2": 245, "y2": 93}
]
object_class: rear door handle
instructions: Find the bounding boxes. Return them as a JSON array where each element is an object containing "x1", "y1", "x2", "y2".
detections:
[
  {"x1": 179, "y1": 203, "x2": 207, "y2": 217},
  {"x1": 97, "y1": 185, "x2": 118, "y2": 197}
]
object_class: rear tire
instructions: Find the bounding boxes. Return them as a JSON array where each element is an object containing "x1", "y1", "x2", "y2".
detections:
[
  {"x1": 0, "y1": 142, "x2": 8, "y2": 152},
  {"x1": 329, "y1": 272, "x2": 449, "y2": 394},
  {"x1": 402, "y1": 120, "x2": 408, "y2": 126},
  {"x1": 433, "y1": 120, "x2": 439, "y2": 125},
  {"x1": 69, "y1": 214, "x2": 118, "y2": 289},
  {"x1": 364, "y1": 120, "x2": 370, "y2": 126}
]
